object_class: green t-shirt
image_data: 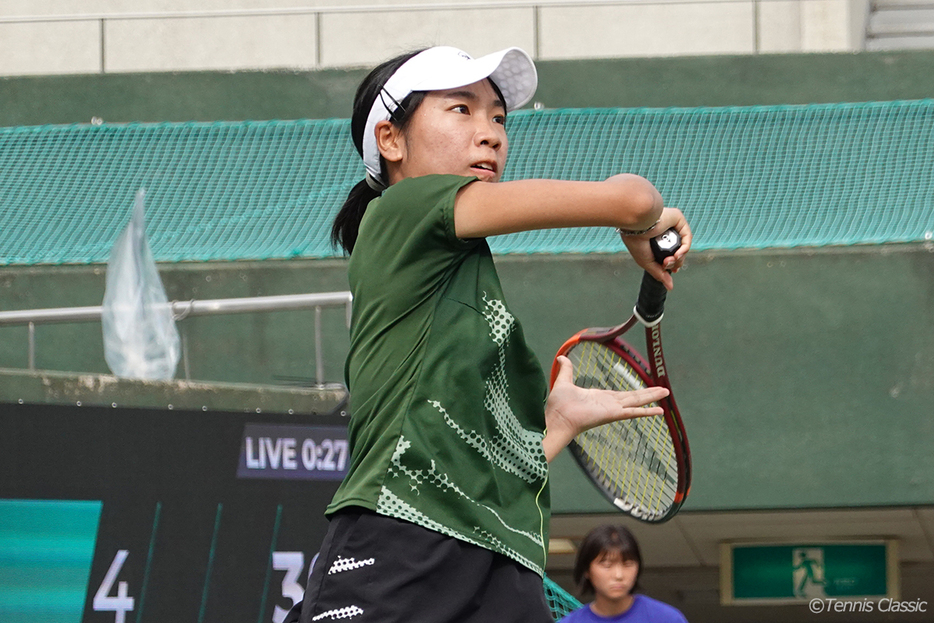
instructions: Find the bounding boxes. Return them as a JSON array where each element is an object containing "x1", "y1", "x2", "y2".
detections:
[{"x1": 327, "y1": 174, "x2": 551, "y2": 575}]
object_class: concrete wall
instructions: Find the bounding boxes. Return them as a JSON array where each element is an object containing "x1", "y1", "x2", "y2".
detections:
[{"x1": 1, "y1": 0, "x2": 871, "y2": 77}]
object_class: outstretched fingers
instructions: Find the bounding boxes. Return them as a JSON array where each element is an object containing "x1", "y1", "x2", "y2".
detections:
[
  {"x1": 615, "y1": 385, "x2": 669, "y2": 413},
  {"x1": 544, "y1": 356, "x2": 670, "y2": 461},
  {"x1": 587, "y1": 385, "x2": 668, "y2": 431}
]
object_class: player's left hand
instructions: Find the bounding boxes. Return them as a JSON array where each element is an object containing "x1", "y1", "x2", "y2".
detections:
[{"x1": 541, "y1": 356, "x2": 669, "y2": 462}]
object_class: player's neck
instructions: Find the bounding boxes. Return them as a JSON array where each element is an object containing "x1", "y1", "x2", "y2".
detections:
[{"x1": 590, "y1": 593, "x2": 635, "y2": 618}]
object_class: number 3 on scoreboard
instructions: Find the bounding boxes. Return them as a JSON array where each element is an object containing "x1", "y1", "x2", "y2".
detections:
[
  {"x1": 93, "y1": 550, "x2": 135, "y2": 623},
  {"x1": 272, "y1": 551, "x2": 317, "y2": 623}
]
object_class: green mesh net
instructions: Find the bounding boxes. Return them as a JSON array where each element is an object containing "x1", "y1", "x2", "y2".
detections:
[
  {"x1": 544, "y1": 574, "x2": 582, "y2": 620},
  {"x1": 2, "y1": 99, "x2": 933, "y2": 266}
]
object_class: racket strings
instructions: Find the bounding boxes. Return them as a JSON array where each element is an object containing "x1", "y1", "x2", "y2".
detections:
[{"x1": 567, "y1": 341, "x2": 679, "y2": 519}]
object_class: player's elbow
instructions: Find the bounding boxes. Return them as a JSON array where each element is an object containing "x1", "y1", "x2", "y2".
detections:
[
  {"x1": 607, "y1": 174, "x2": 663, "y2": 229},
  {"x1": 630, "y1": 184, "x2": 664, "y2": 223}
]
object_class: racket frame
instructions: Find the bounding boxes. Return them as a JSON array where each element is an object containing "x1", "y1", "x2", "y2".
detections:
[{"x1": 550, "y1": 311, "x2": 691, "y2": 523}]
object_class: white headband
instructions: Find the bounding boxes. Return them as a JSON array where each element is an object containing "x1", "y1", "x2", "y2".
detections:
[{"x1": 362, "y1": 46, "x2": 538, "y2": 189}]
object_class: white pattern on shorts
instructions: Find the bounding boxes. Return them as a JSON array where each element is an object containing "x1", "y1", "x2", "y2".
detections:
[
  {"x1": 328, "y1": 556, "x2": 375, "y2": 575},
  {"x1": 311, "y1": 605, "x2": 364, "y2": 621}
]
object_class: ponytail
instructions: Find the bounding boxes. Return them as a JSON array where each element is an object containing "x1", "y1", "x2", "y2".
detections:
[
  {"x1": 331, "y1": 179, "x2": 381, "y2": 254},
  {"x1": 331, "y1": 48, "x2": 428, "y2": 256}
]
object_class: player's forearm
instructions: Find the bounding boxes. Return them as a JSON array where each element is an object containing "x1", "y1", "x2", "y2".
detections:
[{"x1": 453, "y1": 176, "x2": 663, "y2": 239}]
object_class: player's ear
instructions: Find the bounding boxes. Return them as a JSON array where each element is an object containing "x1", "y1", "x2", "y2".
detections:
[{"x1": 375, "y1": 120, "x2": 404, "y2": 165}]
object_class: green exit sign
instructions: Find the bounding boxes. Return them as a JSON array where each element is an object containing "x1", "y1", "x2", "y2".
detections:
[{"x1": 720, "y1": 541, "x2": 898, "y2": 605}]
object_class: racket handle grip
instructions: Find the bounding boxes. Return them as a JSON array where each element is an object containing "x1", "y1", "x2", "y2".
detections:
[
  {"x1": 635, "y1": 228, "x2": 681, "y2": 325},
  {"x1": 635, "y1": 271, "x2": 668, "y2": 325}
]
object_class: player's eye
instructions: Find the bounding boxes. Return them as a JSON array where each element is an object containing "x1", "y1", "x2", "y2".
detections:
[
  {"x1": 493, "y1": 114, "x2": 506, "y2": 126},
  {"x1": 452, "y1": 104, "x2": 469, "y2": 114}
]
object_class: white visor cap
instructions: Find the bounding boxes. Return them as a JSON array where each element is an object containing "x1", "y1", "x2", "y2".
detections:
[{"x1": 362, "y1": 46, "x2": 538, "y2": 188}]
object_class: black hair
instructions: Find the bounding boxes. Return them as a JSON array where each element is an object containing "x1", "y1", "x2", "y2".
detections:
[
  {"x1": 572, "y1": 524, "x2": 643, "y2": 598},
  {"x1": 330, "y1": 49, "x2": 428, "y2": 255}
]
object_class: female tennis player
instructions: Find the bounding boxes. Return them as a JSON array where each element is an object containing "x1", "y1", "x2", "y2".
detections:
[
  {"x1": 561, "y1": 524, "x2": 688, "y2": 622},
  {"x1": 288, "y1": 45, "x2": 691, "y2": 623}
]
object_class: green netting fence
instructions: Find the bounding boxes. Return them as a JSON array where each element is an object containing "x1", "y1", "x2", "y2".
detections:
[
  {"x1": 1, "y1": 99, "x2": 932, "y2": 266},
  {"x1": 545, "y1": 574, "x2": 582, "y2": 620}
]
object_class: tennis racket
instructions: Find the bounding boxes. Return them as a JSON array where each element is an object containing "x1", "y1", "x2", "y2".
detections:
[{"x1": 549, "y1": 228, "x2": 690, "y2": 523}]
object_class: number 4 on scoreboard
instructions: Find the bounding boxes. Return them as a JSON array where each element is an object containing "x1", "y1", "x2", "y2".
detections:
[{"x1": 93, "y1": 550, "x2": 135, "y2": 623}]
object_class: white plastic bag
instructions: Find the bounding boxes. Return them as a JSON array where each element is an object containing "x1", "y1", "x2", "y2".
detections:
[{"x1": 101, "y1": 189, "x2": 181, "y2": 380}]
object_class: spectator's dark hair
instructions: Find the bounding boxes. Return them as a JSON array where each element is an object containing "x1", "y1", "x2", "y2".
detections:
[{"x1": 572, "y1": 524, "x2": 643, "y2": 597}]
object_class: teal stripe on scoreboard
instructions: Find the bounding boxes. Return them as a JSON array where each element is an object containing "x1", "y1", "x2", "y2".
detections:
[{"x1": 0, "y1": 499, "x2": 102, "y2": 623}]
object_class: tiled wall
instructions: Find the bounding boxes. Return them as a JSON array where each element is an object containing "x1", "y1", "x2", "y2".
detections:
[{"x1": 0, "y1": 0, "x2": 870, "y2": 76}]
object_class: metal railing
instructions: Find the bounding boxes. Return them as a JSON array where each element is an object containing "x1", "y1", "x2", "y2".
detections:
[{"x1": 0, "y1": 291, "x2": 353, "y2": 385}]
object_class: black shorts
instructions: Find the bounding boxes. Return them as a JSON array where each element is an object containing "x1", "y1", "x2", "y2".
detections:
[{"x1": 285, "y1": 508, "x2": 554, "y2": 623}]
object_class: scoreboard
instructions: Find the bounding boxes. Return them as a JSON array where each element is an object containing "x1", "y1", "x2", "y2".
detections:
[{"x1": 0, "y1": 399, "x2": 349, "y2": 623}]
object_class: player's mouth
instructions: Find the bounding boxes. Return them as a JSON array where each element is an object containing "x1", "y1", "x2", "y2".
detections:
[{"x1": 470, "y1": 162, "x2": 497, "y2": 180}]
